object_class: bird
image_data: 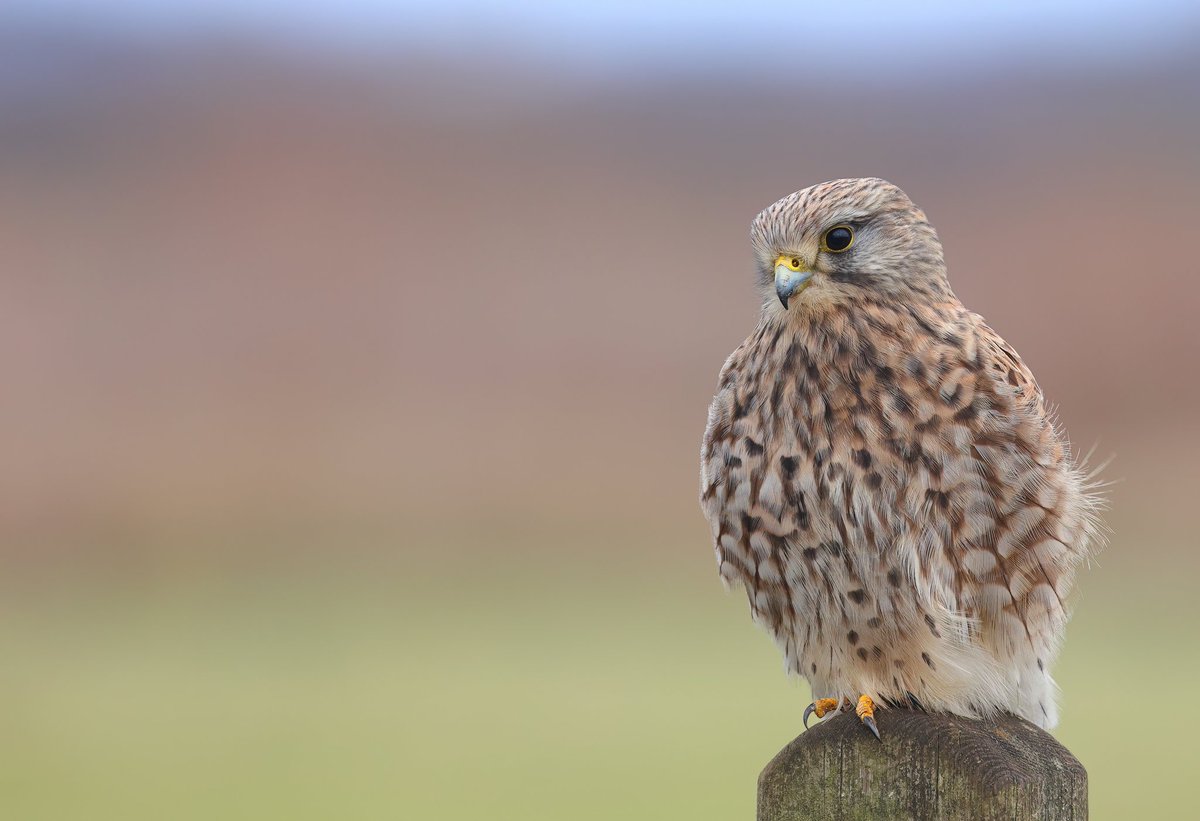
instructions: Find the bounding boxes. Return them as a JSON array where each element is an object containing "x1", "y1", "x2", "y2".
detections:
[{"x1": 699, "y1": 178, "x2": 1102, "y2": 739}]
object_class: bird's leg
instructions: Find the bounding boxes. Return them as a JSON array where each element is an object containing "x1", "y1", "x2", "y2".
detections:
[
  {"x1": 803, "y1": 695, "x2": 882, "y2": 739},
  {"x1": 856, "y1": 695, "x2": 881, "y2": 740},
  {"x1": 802, "y1": 696, "x2": 853, "y2": 728}
]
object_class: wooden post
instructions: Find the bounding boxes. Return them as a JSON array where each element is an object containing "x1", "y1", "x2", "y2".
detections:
[{"x1": 758, "y1": 710, "x2": 1087, "y2": 820}]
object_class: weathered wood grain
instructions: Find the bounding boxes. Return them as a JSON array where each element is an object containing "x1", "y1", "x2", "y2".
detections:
[{"x1": 758, "y1": 710, "x2": 1086, "y2": 820}]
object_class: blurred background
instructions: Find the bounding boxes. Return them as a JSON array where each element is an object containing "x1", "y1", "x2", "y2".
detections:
[{"x1": 2, "y1": 1, "x2": 1198, "y2": 818}]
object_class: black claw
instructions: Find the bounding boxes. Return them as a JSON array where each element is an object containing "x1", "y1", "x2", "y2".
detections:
[
  {"x1": 802, "y1": 703, "x2": 816, "y2": 729},
  {"x1": 861, "y1": 714, "x2": 881, "y2": 741}
]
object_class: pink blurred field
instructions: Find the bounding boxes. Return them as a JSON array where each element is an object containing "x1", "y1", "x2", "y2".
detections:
[{"x1": 4, "y1": 44, "x2": 1199, "y2": 554}]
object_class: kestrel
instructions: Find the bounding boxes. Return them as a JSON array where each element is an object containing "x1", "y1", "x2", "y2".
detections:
[{"x1": 700, "y1": 179, "x2": 1101, "y2": 738}]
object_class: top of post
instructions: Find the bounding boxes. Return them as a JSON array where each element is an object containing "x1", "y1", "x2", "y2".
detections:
[{"x1": 758, "y1": 710, "x2": 1087, "y2": 821}]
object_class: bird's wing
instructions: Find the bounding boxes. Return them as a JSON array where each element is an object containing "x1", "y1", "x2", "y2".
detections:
[
  {"x1": 972, "y1": 319, "x2": 1050, "y2": 422},
  {"x1": 949, "y1": 317, "x2": 1096, "y2": 666}
]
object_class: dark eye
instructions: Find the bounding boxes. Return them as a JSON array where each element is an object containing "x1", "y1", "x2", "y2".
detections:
[{"x1": 822, "y1": 225, "x2": 854, "y2": 252}]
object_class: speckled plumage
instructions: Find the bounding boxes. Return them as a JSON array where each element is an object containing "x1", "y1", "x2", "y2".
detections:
[{"x1": 700, "y1": 178, "x2": 1101, "y2": 728}]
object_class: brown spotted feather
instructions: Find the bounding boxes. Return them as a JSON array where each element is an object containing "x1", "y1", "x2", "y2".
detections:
[{"x1": 700, "y1": 179, "x2": 1100, "y2": 728}]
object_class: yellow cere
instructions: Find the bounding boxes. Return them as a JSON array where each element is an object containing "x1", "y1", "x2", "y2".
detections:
[{"x1": 775, "y1": 254, "x2": 807, "y2": 271}]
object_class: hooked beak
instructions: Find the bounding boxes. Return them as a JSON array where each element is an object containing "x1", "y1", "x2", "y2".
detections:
[{"x1": 774, "y1": 255, "x2": 813, "y2": 308}]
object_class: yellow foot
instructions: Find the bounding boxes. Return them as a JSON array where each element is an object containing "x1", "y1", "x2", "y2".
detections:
[
  {"x1": 802, "y1": 697, "x2": 852, "y2": 729},
  {"x1": 856, "y1": 695, "x2": 881, "y2": 740}
]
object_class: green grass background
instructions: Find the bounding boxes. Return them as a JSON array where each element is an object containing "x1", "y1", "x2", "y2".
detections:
[{"x1": 1, "y1": 512, "x2": 1190, "y2": 820}]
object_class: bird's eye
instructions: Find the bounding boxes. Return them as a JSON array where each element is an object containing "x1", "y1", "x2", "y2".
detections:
[
  {"x1": 822, "y1": 225, "x2": 855, "y2": 253},
  {"x1": 789, "y1": 258, "x2": 801, "y2": 269}
]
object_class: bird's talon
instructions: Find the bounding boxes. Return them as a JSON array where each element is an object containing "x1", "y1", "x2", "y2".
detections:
[
  {"x1": 855, "y1": 695, "x2": 881, "y2": 740},
  {"x1": 802, "y1": 697, "x2": 842, "y2": 729}
]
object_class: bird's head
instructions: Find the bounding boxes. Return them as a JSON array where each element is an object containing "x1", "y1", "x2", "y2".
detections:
[{"x1": 750, "y1": 178, "x2": 949, "y2": 312}]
